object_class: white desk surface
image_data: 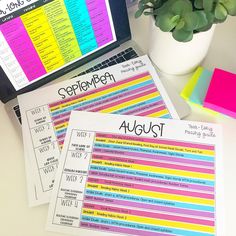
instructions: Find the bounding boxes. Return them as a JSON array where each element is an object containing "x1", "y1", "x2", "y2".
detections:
[{"x1": 0, "y1": 8, "x2": 236, "y2": 236}]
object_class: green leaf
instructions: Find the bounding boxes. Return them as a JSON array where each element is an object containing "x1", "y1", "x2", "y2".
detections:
[
  {"x1": 155, "y1": 0, "x2": 175, "y2": 15},
  {"x1": 196, "y1": 12, "x2": 214, "y2": 31},
  {"x1": 194, "y1": 0, "x2": 204, "y2": 9},
  {"x1": 205, "y1": 11, "x2": 215, "y2": 24},
  {"x1": 139, "y1": 0, "x2": 151, "y2": 5},
  {"x1": 135, "y1": 4, "x2": 150, "y2": 18},
  {"x1": 157, "y1": 14, "x2": 180, "y2": 32},
  {"x1": 135, "y1": 9, "x2": 144, "y2": 18},
  {"x1": 183, "y1": 12, "x2": 199, "y2": 31},
  {"x1": 144, "y1": 11, "x2": 153, "y2": 15},
  {"x1": 195, "y1": 11, "x2": 208, "y2": 28},
  {"x1": 215, "y1": 3, "x2": 228, "y2": 21},
  {"x1": 172, "y1": 28, "x2": 193, "y2": 42},
  {"x1": 220, "y1": 0, "x2": 236, "y2": 15},
  {"x1": 175, "y1": 19, "x2": 185, "y2": 30},
  {"x1": 203, "y1": 0, "x2": 214, "y2": 11},
  {"x1": 153, "y1": 0, "x2": 165, "y2": 8},
  {"x1": 171, "y1": 0, "x2": 193, "y2": 15}
]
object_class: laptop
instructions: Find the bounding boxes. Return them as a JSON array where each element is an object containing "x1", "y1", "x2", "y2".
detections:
[{"x1": 0, "y1": 0, "x2": 190, "y2": 134}]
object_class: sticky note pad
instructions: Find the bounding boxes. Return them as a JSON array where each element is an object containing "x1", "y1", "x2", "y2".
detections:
[
  {"x1": 204, "y1": 68, "x2": 236, "y2": 118},
  {"x1": 181, "y1": 67, "x2": 203, "y2": 100},
  {"x1": 190, "y1": 69, "x2": 213, "y2": 105}
]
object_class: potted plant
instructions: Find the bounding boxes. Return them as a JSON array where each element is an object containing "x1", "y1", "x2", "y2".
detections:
[{"x1": 135, "y1": 0, "x2": 236, "y2": 75}]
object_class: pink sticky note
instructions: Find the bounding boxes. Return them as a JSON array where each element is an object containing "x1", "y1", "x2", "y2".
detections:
[{"x1": 204, "y1": 68, "x2": 236, "y2": 118}]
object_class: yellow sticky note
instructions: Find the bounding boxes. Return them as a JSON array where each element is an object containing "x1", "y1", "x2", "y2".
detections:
[
  {"x1": 190, "y1": 102, "x2": 219, "y2": 115},
  {"x1": 181, "y1": 67, "x2": 203, "y2": 100}
]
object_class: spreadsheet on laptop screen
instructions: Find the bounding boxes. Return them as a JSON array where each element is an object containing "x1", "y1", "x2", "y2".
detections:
[{"x1": 0, "y1": 0, "x2": 117, "y2": 91}]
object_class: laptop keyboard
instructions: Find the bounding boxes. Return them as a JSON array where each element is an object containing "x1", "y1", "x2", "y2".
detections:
[
  {"x1": 75, "y1": 47, "x2": 138, "y2": 77},
  {"x1": 13, "y1": 105, "x2": 22, "y2": 124},
  {"x1": 13, "y1": 47, "x2": 138, "y2": 125}
]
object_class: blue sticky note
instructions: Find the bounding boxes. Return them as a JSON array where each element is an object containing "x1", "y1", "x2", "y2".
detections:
[{"x1": 189, "y1": 69, "x2": 213, "y2": 105}]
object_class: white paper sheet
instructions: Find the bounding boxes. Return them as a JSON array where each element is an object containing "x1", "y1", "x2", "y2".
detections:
[
  {"x1": 47, "y1": 111, "x2": 224, "y2": 236},
  {"x1": 18, "y1": 55, "x2": 180, "y2": 206}
]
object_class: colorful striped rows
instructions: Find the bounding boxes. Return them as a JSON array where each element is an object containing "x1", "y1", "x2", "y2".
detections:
[
  {"x1": 0, "y1": 0, "x2": 112, "y2": 81},
  {"x1": 80, "y1": 132, "x2": 215, "y2": 236},
  {"x1": 48, "y1": 72, "x2": 172, "y2": 148}
]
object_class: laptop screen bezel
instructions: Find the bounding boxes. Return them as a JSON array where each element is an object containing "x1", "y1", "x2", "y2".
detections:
[{"x1": 0, "y1": 0, "x2": 131, "y2": 103}]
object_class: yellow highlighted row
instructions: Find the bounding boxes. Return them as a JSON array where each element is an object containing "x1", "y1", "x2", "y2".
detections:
[
  {"x1": 147, "y1": 109, "x2": 169, "y2": 118},
  {"x1": 91, "y1": 159, "x2": 214, "y2": 180},
  {"x1": 54, "y1": 122, "x2": 68, "y2": 131},
  {"x1": 82, "y1": 208, "x2": 214, "y2": 233},
  {"x1": 100, "y1": 91, "x2": 160, "y2": 113}
]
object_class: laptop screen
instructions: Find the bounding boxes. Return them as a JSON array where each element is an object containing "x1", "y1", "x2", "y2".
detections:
[{"x1": 0, "y1": 0, "x2": 117, "y2": 92}]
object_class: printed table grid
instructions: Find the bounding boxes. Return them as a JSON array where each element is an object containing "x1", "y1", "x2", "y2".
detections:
[
  {"x1": 25, "y1": 71, "x2": 173, "y2": 194},
  {"x1": 52, "y1": 129, "x2": 216, "y2": 236},
  {"x1": 26, "y1": 105, "x2": 60, "y2": 192}
]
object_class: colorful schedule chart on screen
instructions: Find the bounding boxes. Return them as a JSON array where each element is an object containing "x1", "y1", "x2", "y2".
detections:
[
  {"x1": 0, "y1": 0, "x2": 116, "y2": 90},
  {"x1": 47, "y1": 111, "x2": 224, "y2": 236},
  {"x1": 18, "y1": 56, "x2": 179, "y2": 206}
]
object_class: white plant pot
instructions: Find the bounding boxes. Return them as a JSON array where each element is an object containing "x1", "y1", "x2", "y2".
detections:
[{"x1": 148, "y1": 17, "x2": 216, "y2": 75}]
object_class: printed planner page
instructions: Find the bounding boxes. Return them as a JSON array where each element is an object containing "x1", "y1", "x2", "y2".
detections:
[
  {"x1": 18, "y1": 55, "x2": 179, "y2": 206},
  {"x1": 47, "y1": 111, "x2": 224, "y2": 236}
]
